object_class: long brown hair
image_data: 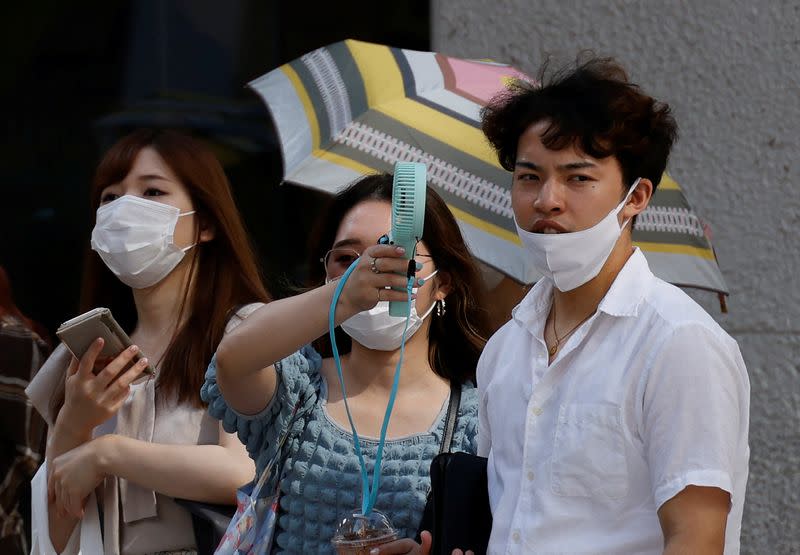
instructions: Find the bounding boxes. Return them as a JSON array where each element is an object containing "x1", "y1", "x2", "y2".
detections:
[
  {"x1": 308, "y1": 174, "x2": 490, "y2": 385},
  {"x1": 77, "y1": 129, "x2": 270, "y2": 407}
]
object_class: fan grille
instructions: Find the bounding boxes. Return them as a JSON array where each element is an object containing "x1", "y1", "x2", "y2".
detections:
[{"x1": 391, "y1": 163, "x2": 426, "y2": 244}]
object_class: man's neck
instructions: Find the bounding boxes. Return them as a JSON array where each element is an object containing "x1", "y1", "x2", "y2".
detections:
[{"x1": 552, "y1": 237, "x2": 635, "y2": 325}]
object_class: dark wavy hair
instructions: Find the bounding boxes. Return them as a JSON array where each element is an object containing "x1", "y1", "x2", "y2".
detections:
[
  {"x1": 481, "y1": 56, "x2": 678, "y2": 196},
  {"x1": 307, "y1": 174, "x2": 490, "y2": 385}
]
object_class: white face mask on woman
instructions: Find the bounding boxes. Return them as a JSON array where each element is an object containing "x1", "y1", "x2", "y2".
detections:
[
  {"x1": 90, "y1": 195, "x2": 196, "y2": 289},
  {"x1": 340, "y1": 270, "x2": 439, "y2": 351},
  {"x1": 515, "y1": 178, "x2": 640, "y2": 292}
]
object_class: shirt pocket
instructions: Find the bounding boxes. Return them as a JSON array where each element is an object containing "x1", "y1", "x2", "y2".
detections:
[{"x1": 550, "y1": 403, "x2": 628, "y2": 499}]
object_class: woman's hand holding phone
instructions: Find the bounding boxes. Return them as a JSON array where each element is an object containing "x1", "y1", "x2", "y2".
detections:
[
  {"x1": 59, "y1": 336, "x2": 151, "y2": 434},
  {"x1": 47, "y1": 338, "x2": 150, "y2": 518}
]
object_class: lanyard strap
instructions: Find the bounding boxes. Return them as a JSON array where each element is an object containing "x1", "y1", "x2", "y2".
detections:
[{"x1": 329, "y1": 258, "x2": 414, "y2": 515}]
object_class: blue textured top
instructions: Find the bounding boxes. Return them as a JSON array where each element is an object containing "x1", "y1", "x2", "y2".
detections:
[{"x1": 201, "y1": 346, "x2": 479, "y2": 554}]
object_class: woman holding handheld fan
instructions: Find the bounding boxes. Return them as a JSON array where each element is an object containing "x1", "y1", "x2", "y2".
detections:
[{"x1": 203, "y1": 173, "x2": 490, "y2": 554}]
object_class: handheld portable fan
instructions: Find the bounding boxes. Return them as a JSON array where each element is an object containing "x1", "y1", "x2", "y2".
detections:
[{"x1": 388, "y1": 162, "x2": 427, "y2": 317}]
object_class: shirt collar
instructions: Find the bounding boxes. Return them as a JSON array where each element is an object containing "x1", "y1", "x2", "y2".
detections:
[
  {"x1": 512, "y1": 275, "x2": 554, "y2": 335},
  {"x1": 597, "y1": 247, "x2": 654, "y2": 318},
  {"x1": 511, "y1": 247, "x2": 654, "y2": 329}
]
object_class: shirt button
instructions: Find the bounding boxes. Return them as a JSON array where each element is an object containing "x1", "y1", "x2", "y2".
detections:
[
  {"x1": 527, "y1": 471, "x2": 535, "y2": 481},
  {"x1": 532, "y1": 406, "x2": 543, "y2": 416},
  {"x1": 513, "y1": 531, "x2": 521, "y2": 543}
]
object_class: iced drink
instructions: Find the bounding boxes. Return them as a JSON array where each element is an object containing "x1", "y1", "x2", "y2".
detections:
[{"x1": 331, "y1": 510, "x2": 398, "y2": 555}]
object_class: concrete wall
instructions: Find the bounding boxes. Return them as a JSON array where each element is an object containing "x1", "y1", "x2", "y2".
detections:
[{"x1": 431, "y1": 1, "x2": 800, "y2": 552}]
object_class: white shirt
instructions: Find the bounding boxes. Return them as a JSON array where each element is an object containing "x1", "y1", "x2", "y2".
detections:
[{"x1": 477, "y1": 248, "x2": 750, "y2": 555}]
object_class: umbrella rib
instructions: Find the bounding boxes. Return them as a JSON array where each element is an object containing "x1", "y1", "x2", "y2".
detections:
[
  {"x1": 637, "y1": 206, "x2": 706, "y2": 237},
  {"x1": 301, "y1": 49, "x2": 352, "y2": 140}
]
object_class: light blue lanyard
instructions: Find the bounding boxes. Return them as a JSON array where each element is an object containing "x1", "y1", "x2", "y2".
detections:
[{"x1": 328, "y1": 258, "x2": 414, "y2": 515}]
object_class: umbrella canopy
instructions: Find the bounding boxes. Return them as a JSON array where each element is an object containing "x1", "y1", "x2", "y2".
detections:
[{"x1": 249, "y1": 39, "x2": 727, "y2": 300}]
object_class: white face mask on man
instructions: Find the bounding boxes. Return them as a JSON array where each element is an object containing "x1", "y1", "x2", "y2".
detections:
[
  {"x1": 515, "y1": 178, "x2": 640, "y2": 292},
  {"x1": 340, "y1": 270, "x2": 439, "y2": 351},
  {"x1": 90, "y1": 195, "x2": 196, "y2": 289}
]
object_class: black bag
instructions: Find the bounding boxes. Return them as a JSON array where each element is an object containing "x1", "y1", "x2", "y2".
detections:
[
  {"x1": 173, "y1": 498, "x2": 236, "y2": 555},
  {"x1": 428, "y1": 452, "x2": 491, "y2": 555},
  {"x1": 416, "y1": 384, "x2": 492, "y2": 555},
  {"x1": 415, "y1": 383, "x2": 460, "y2": 539}
]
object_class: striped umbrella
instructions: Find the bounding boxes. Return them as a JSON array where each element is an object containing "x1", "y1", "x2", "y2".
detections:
[{"x1": 249, "y1": 39, "x2": 728, "y2": 304}]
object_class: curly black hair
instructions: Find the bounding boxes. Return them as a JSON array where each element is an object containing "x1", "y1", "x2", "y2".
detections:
[{"x1": 481, "y1": 56, "x2": 678, "y2": 191}]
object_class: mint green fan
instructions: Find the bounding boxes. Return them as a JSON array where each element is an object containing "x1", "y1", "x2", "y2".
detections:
[{"x1": 389, "y1": 162, "x2": 427, "y2": 317}]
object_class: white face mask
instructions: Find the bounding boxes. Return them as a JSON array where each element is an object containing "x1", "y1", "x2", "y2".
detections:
[
  {"x1": 515, "y1": 178, "x2": 640, "y2": 292},
  {"x1": 90, "y1": 195, "x2": 196, "y2": 289},
  {"x1": 340, "y1": 270, "x2": 438, "y2": 351}
]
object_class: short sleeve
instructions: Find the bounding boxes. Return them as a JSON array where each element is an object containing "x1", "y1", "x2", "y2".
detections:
[
  {"x1": 224, "y1": 303, "x2": 265, "y2": 335},
  {"x1": 639, "y1": 324, "x2": 750, "y2": 509},
  {"x1": 200, "y1": 345, "x2": 322, "y2": 473}
]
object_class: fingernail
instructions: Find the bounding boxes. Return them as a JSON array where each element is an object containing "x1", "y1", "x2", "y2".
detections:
[
  {"x1": 395, "y1": 246, "x2": 405, "y2": 253},
  {"x1": 415, "y1": 261, "x2": 423, "y2": 270},
  {"x1": 417, "y1": 278, "x2": 425, "y2": 286},
  {"x1": 139, "y1": 358, "x2": 149, "y2": 365},
  {"x1": 129, "y1": 345, "x2": 139, "y2": 353}
]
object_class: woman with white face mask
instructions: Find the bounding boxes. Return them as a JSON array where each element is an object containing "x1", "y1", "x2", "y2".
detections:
[
  {"x1": 202, "y1": 174, "x2": 490, "y2": 554},
  {"x1": 26, "y1": 129, "x2": 271, "y2": 554}
]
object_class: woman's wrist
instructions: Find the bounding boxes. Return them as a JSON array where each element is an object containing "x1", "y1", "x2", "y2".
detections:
[
  {"x1": 329, "y1": 280, "x2": 359, "y2": 324},
  {"x1": 57, "y1": 402, "x2": 97, "y2": 435},
  {"x1": 93, "y1": 434, "x2": 121, "y2": 476},
  {"x1": 51, "y1": 409, "x2": 93, "y2": 455}
]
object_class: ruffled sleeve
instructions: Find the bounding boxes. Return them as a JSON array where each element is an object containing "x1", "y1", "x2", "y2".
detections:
[{"x1": 200, "y1": 345, "x2": 322, "y2": 474}]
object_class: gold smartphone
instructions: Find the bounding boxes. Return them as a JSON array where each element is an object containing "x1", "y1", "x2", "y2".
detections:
[{"x1": 56, "y1": 307, "x2": 156, "y2": 376}]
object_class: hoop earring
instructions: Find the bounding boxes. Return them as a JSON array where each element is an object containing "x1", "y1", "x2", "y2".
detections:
[{"x1": 435, "y1": 299, "x2": 446, "y2": 317}]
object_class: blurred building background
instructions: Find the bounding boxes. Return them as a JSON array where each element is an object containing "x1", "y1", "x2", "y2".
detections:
[{"x1": 432, "y1": 0, "x2": 799, "y2": 552}]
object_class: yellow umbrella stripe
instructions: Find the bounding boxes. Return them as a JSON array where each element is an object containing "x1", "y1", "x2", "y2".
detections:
[
  {"x1": 346, "y1": 40, "x2": 405, "y2": 111},
  {"x1": 313, "y1": 148, "x2": 376, "y2": 175},
  {"x1": 448, "y1": 204, "x2": 522, "y2": 244},
  {"x1": 377, "y1": 98, "x2": 501, "y2": 168},
  {"x1": 282, "y1": 64, "x2": 321, "y2": 151},
  {"x1": 659, "y1": 174, "x2": 680, "y2": 191},
  {"x1": 633, "y1": 241, "x2": 716, "y2": 259},
  {"x1": 347, "y1": 40, "x2": 502, "y2": 169}
]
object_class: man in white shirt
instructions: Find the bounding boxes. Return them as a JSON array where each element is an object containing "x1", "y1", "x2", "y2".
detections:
[{"x1": 470, "y1": 58, "x2": 750, "y2": 554}]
